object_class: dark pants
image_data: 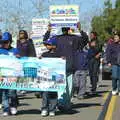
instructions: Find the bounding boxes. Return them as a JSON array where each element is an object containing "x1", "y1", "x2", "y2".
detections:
[
  {"x1": 0, "y1": 89, "x2": 2, "y2": 104},
  {"x1": 0, "y1": 89, "x2": 17, "y2": 112},
  {"x1": 9, "y1": 90, "x2": 18, "y2": 108},
  {"x1": 42, "y1": 92, "x2": 58, "y2": 112},
  {"x1": 112, "y1": 65, "x2": 120, "y2": 91},
  {"x1": 89, "y1": 58, "x2": 100, "y2": 92}
]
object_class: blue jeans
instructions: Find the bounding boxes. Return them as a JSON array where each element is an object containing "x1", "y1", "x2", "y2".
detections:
[
  {"x1": 2, "y1": 89, "x2": 9, "y2": 112},
  {"x1": 0, "y1": 89, "x2": 2, "y2": 104},
  {"x1": 42, "y1": 92, "x2": 58, "y2": 112},
  {"x1": 112, "y1": 65, "x2": 120, "y2": 91},
  {"x1": 1, "y1": 89, "x2": 17, "y2": 112}
]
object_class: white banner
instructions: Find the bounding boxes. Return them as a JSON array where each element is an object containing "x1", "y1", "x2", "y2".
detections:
[
  {"x1": 32, "y1": 19, "x2": 49, "y2": 57},
  {"x1": 50, "y1": 5, "x2": 79, "y2": 35}
]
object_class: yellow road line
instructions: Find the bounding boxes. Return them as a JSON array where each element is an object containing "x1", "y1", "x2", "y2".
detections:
[
  {"x1": 103, "y1": 92, "x2": 109, "y2": 101},
  {"x1": 105, "y1": 95, "x2": 117, "y2": 120}
]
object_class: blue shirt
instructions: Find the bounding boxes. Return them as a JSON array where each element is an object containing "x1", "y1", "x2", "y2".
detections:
[{"x1": 0, "y1": 48, "x2": 20, "y2": 55}]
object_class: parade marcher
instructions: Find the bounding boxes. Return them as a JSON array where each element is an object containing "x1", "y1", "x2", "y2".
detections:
[
  {"x1": 90, "y1": 31, "x2": 102, "y2": 52},
  {"x1": 0, "y1": 29, "x2": 2, "y2": 48},
  {"x1": 106, "y1": 32, "x2": 120, "y2": 95},
  {"x1": 17, "y1": 30, "x2": 36, "y2": 94},
  {"x1": 0, "y1": 30, "x2": 2, "y2": 39},
  {"x1": 88, "y1": 40, "x2": 101, "y2": 94},
  {"x1": 17, "y1": 30, "x2": 36, "y2": 57},
  {"x1": 0, "y1": 32, "x2": 20, "y2": 116},
  {"x1": 43, "y1": 23, "x2": 52, "y2": 42},
  {"x1": 43, "y1": 23, "x2": 88, "y2": 74},
  {"x1": 41, "y1": 38, "x2": 60, "y2": 117},
  {"x1": 73, "y1": 49, "x2": 88, "y2": 99},
  {"x1": 0, "y1": 30, "x2": 2, "y2": 109}
]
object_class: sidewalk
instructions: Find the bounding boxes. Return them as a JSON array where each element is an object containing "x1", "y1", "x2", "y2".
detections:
[{"x1": 0, "y1": 80, "x2": 112, "y2": 120}]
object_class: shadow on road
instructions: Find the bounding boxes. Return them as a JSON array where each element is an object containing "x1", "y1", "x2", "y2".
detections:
[
  {"x1": 17, "y1": 109, "x2": 40, "y2": 115},
  {"x1": 72, "y1": 103, "x2": 101, "y2": 109},
  {"x1": 18, "y1": 103, "x2": 30, "y2": 107},
  {"x1": 17, "y1": 109, "x2": 79, "y2": 115},
  {"x1": 19, "y1": 96, "x2": 36, "y2": 100}
]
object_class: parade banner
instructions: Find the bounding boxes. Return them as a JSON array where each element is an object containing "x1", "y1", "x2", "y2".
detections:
[
  {"x1": 50, "y1": 5, "x2": 79, "y2": 35},
  {"x1": 32, "y1": 19, "x2": 49, "y2": 56},
  {"x1": 0, "y1": 55, "x2": 66, "y2": 92}
]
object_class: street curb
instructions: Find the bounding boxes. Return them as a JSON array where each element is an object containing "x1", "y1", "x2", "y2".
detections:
[{"x1": 97, "y1": 92, "x2": 112, "y2": 120}]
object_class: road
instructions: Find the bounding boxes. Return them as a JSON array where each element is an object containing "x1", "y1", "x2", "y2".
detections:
[{"x1": 0, "y1": 80, "x2": 111, "y2": 120}]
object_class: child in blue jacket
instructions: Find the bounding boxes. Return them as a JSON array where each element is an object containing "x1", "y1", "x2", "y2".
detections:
[{"x1": 0, "y1": 32, "x2": 20, "y2": 116}]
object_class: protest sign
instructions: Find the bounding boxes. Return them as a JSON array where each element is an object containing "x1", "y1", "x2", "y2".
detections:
[
  {"x1": 32, "y1": 19, "x2": 49, "y2": 56},
  {"x1": 0, "y1": 55, "x2": 66, "y2": 92},
  {"x1": 50, "y1": 5, "x2": 79, "y2": 35}
]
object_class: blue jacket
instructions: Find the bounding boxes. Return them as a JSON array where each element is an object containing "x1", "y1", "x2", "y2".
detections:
[
  {"x1": 0, "y1": 48, "x2": 9, "y2": 55},
  {"x1": 106, "y1": 42, "x2": 120, "y2": 65},
  {"x1": 0, "y1": 47, "x2": 19, "y2": 55},
  {"x1": 74, "y1": 50, "x2": 88, "y2": 71}
]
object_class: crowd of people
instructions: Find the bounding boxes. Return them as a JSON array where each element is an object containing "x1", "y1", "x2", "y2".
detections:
[{"x1": 0, "y1": 22, "x2": 120, "y2": 117}]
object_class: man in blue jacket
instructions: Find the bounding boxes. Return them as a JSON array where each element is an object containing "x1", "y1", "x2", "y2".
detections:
[{"x1": 43, "y1": 24, "x2": 88, "y2": 74}]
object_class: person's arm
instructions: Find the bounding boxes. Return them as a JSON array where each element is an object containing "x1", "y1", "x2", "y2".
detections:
[
  {"x1": 43, "y1": 31, "x2": 51, "y2": 41},
  {"x1": 77, "y1": 22, "x2": 89, "y2": 49},
  {"x1": 14, "y1": 48, "x2": 21, "y2": 58},
  {"x1": 43, "y1": 24, "x2": 52, "y2": 41},
  {"x1": 106, "y1": 44, "x2": 112, "y2": 65},
  {"x1": 28, "y1": 40, "x2": 36, "y2": 57},
  {"x1": 80, "y1": 31, "x2": 89, "y2": 49}
]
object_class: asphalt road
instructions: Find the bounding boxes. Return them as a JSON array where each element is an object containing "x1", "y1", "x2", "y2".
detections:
[{"x1": 0, "y1": 80, "x2": 111, "y2": 120}]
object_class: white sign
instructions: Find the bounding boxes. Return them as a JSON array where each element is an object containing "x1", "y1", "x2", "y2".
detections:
[
  {"x1": 50, "y1": 5, "x2": 79, "y2": 35},
  {"x1": 32, "y1": 19, "x2": 49, "y2": 57},
  {"x1": 32, "y1": 18, "x2": 48, "y2": 37}
]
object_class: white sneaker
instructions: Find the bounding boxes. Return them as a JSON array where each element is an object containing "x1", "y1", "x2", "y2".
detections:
[
  {"x1": 20, "y1": 91, "x2": 26, "y2": 94},
  {"x1": 10, "y1": 107, "x2": 17, "y2": 115},
  {"x1": 2, "y1": 112, "x2": 9, "y2": 116},
  {"x1": 49, "y1": 111, "x2": 55, "y2": 116},
  {"x1": 112, "y1": 90, "x2": 118, "y2": 95},
  {"x1": 0, "y1": 104, "x2": 2, "y2": 109},
  {"x1": 118, "y1": 93, "x2": 120, "y2": 96},
  {"x1": 41, "y1": 110, "x2": 48, "y2": 117}
]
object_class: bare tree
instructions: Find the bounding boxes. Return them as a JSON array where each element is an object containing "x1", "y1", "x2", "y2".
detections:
[{"x1": 30, "y1": 0, "x2": 48, "y2": 17}]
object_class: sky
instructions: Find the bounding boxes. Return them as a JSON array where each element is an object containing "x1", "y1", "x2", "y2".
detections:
[{"x1": 0, "y1": 0, "x2": 116, "y2": 32}]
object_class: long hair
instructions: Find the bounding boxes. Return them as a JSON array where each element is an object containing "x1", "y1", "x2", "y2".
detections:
[{"x1": 19, "y1": 30, "x2": 28, "y2": 39}]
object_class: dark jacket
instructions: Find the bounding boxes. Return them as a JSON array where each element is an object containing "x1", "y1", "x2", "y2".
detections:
[
  {"x1": 88, "y1": 47, "x2": 100, "y2": 60},
  {"x1": 106, "y1": 42, "x2": 120, "y2": 65},
  {"x1": 42, "y1": 50, "x2": 60, "y2": 58},
  {"x1": 56, "y1": 34, "x2": 80, "y2": 57},
  {"x1": 17, "y1": 39, "x2": 36, "y2": 57},
  {"x1": 43, "y1": 31, "x2": 89, "y2": 51},
  {"x1": 43, "y1": 31, "x2": 88, "y2": 73},
  {"x1": 74, "y1": 50, "x2": 88, "y2": 71},
  {"x1": 41, "y1": 50, "x2": 60, "y2": 98},
  {"x1": 90, "y1": 38, "x2": 103, "y2": 52},
  {"x1": 88, "y1": 47, "x2": 100, "y2": 76}
]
